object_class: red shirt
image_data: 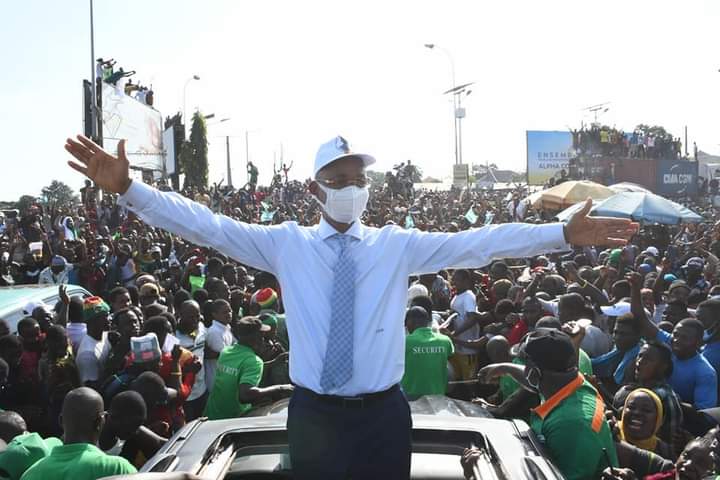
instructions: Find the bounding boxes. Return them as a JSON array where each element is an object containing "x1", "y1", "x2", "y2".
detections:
[{"x1": 507, "y1": 320, "x2": 528, "y2": 346}]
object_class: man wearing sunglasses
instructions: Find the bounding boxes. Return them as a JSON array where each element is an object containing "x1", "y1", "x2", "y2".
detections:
[{"x1": 64, "y1": 133, "x2": 637, "y2": 480}]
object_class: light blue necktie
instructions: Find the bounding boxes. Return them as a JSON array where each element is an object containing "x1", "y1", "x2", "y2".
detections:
[{"x1": 319, "y1": 234, "x2": 355, "y2": 391}]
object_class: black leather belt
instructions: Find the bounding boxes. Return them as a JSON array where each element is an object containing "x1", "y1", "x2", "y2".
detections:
[{"x1": 296, "y1": 384, "x2": 399, "y2": 408}]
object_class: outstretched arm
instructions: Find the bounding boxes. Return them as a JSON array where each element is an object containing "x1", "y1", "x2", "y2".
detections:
[
  {"x1": 408, "y1": 199, "x2": 637, "y2": 274},
  {"x1": 65, "y1": 135, "x2": 285, "y2": 273}
]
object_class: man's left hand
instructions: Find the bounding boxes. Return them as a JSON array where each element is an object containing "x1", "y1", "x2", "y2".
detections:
[{"x1": 564, "y1": 199, "x2": 638, "y2": 247}]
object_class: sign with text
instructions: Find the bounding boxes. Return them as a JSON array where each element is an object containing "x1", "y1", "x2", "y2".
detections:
[
  {"x1": 526, "y1": 131, "x2": 573, "y2": 185},
  {"x1": 656, "y1": 159, "x2": 698, "y2": 196},
  {"x1": 453, "y1": 163, "x2": 469, "y2": 187}
]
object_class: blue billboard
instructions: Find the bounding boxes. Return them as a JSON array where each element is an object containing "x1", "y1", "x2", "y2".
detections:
[
  {"x1": 656, "y1": 159, "x2": 698, "y2": 196},
  {"x1": 526, "y1": 131, "x2": 573, "y2": 185}
]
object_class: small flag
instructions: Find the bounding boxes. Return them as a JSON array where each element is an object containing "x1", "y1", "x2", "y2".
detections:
[
  {"x1": 405, "y1": 214, "x2": 415, "y2": 229},
  {"x1": 261, "y1": 210, "x2": 276, "y2": 222},
  {"x1": 465, "y1": 207, "x2": 478, "y2": 225},
  {"x1": 484, "y1": 212, "x2": 495, "y2": 225}
]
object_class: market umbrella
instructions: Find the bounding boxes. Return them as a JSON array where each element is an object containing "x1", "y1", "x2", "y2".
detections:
[
  {"x1": 529, "y1": 181, "x2": 616, "y2": 210},
  {"x1": 609, "y1": 182, "x2": 651, "y2": 193},
  {"x1": 554, "y1": 191, "x2": 702, "y2": 225},
  {"x1": 553, "y1": 200, "x2": 598, "y2": 222}
]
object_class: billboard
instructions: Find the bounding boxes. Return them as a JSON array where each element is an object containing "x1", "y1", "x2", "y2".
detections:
[
  {"x1": 526, "y1": 131, "x2": 573, "y2": 185},
  {"x1": 656, "y1": 159, "x2": 698, "y2": 196},
  {"x1": 101, "y1": 82, "x2": 163, "y2": 171},
  {"x1": 162, "y1": 127, "x2": 176, "y2": 175}
]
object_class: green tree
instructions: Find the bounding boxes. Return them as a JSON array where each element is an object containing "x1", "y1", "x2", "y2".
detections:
[
  {"x1": 366, "y1": 170, "x2": 386, "y2": 187},
  {"x1": 40, "y1": 181, "x2": 78, "y2": 209},
  {"x1": 15, "y1": 195, "x2": 38, "y2": 214},
  {"x1": 181, "y1": 111, "x2": 209, "y2": 189}
]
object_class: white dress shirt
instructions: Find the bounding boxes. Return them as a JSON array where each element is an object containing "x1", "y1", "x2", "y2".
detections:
[{"x1": 119, "y1": 180, "x2": 569, "y2": 396}]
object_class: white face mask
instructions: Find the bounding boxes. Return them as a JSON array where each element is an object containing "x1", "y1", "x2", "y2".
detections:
[{"x1": 315, "y1": 184, "x2": 369, "y2": 224}]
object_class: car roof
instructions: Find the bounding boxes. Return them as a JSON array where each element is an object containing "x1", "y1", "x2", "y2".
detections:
[
  {"x1": 142, "y1": 396, "x2": 562, "y2": 479},
  {"x1": 0, "y1": 284, "x2": 91, "y2": 331}
]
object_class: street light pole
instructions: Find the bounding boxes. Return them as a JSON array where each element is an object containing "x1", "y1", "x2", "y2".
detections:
[
  {"x1": 226, "y1": 136, "x2": 232, "y2": 188},
  {"x1": 425, "y1": 43, "x2": 459, "y2": 166},
  {"x1": 89, "y1": 0, "x2": 98, "y2": 141},
  {"x1": 183, "y1": 75, "x2": 200, "y2": 137}
]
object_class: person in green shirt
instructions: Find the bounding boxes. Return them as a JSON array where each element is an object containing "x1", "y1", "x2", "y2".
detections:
[
  {"x1": 0, "y1": 432, "x2": 62, "y2": 480},
  {"x1": 477, "y1": 329, "x2": 617, "y2": 480},
  {"x1": 204, "y1": 316, "x2": 293, "y2": 420},
  {"x1": 20, "y1": 387, "x2": 136, "y2": 480},
  {"x1": 401, "y1": 306, "x2": 454, "y2": 399},
  {"x1": 481, "y1": 317, "x2": 594, "y2": 419}
]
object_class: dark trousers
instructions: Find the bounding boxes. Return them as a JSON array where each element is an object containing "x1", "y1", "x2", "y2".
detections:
[
  {"x1": 184, "y1": 390, "x2": 208, "y2": 422},
  {"x1": 287, "y1": 385, "x2": 412, "y2": 480}
]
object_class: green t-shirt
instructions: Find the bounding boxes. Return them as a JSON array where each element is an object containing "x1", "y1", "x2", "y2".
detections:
[
  {"x1": 0, "y1": 433, "x2": 62, "y2": 480},
  {"x1": 499, "y1": 349, "x2": 594, "y2": 401},
  {"x1": 20, "y1": 443, "x2": 136, "y2": 480},
  {"x1": 204, "y1": 343, "x2": 264, "y2": 420},
  {"x1": 275, "y1": 314, "x2": 289, "y2": 351},
  {"x1": 401, "y1": 327, "x2": 454, "y2": 397},
  {"x1": 530, "y1": 377, "x2": 618, "y2": 480},
  {"x1": 189, "y1": 275, "x2": 206, "y2": 294}
]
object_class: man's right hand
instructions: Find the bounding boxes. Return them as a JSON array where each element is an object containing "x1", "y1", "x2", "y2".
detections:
[{"x1": 65, "y1": 135, "x2": 132, "y2": 194}]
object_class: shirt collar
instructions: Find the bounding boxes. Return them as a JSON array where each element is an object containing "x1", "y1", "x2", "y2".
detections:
[
  {"x1": 532, "y1": 373, "x2": 585, "y2": 419},
  {"x1": 211, "y1": 320, "x2": 230, "y2": 330},
  {"x1": 318, "y1": 217, "x2": 364, "y2": 241}
]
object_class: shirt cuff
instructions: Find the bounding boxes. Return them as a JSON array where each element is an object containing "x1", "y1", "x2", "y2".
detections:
[
  {"x1": 117, "y1": 180, "x2": 155, "y2": 211},
  {"x1": 536, "y1": 223, "x2": 571, "y2": 252}
]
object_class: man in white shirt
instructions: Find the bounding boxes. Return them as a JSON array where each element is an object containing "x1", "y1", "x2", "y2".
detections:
[
  {"x1": 75, "y1": 297, "x2": 112, "y2": 388},
  {"x1": 204, "y1": 299, "x2": 235, "y2": 391},
  {"x1": 64, "y1": 133, "x2": 637, "y2": 480},
  {"x1": 175, "y1": 299, "x2": 208, "y2": 420},
  {"x1": 447, "y1": 269, "x2": 479, "y2": 380},
  {"x1": 38, "y1": 256, "x2": 74, "y2": 285}
]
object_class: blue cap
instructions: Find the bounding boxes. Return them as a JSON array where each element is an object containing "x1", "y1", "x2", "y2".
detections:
[{"x1": 638, "y1": 263, "x2": 653, "y2": 275}]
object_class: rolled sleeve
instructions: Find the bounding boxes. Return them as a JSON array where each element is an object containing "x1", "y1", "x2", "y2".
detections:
[
  {"x1": 118, "y1": 180, "x2": 287, "y2": 273},
  {"x1": 407, "y1": 223, "x2": 569, "y2": 274}
]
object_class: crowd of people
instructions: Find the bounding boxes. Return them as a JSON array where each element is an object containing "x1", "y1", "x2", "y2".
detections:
[
  {"x1": 4, "y1": 155, "x2": 720, "y2": 479},
  {"x1": 571, "y1": 124, "x2": 686, "y2": 161},
  {"x1": 96, "y1": 57, "x2": 154, "y2": 107}
]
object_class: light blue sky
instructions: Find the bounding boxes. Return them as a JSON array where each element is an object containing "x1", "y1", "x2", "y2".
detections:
[{"x1": 2, "y1": 0, "x2": 719, "y2": 199}]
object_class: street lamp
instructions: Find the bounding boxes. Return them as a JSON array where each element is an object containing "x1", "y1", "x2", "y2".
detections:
[
  {"x1": 183, "y1": 74, "x2": 200, "y2": 136},
  {"x1": 424, "y1": 43, "x2": 460, "y2": 166},
  {"x1": 206, "y1": 117, "x2": 233, "y2": 187}
]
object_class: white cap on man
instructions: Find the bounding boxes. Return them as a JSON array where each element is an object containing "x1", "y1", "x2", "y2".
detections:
[{"x1": 313, "y1": 136, "x2": 375, "y2": 178}]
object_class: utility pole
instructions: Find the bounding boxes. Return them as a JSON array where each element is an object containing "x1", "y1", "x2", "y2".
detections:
[
  {"x1": 245, "y1": 130, "x2": 250, "y2": 166},
  {"x1": 226, "y1": 136, "x2": 232, "y2": 187},
  {"x1": 89, "y1": 0, "x2": 98, "y2": 142}
]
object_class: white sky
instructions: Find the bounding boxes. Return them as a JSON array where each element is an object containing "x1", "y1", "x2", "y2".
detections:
[{"x1": 2, "y1": 0, "x2": 719, "y2": 199}]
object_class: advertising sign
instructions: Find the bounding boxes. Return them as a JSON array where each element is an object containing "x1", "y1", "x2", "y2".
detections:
[
  {"x1": 453, "y1": 164, "x2": 469, "y2": 187},
  {"x1": 101, "y1": 82, "x2": 163, "y2": 171},
  {"x1": 656, "y1": 159, "x2": 698, "y2": 196},
  {"x1": 526, "y1": 131, "x2": 573, "y2": 185}
]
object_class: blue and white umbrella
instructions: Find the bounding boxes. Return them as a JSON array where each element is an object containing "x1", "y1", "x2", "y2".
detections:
[{"x1": 555, "y1": 191, "x2": 701, "y2": 225}]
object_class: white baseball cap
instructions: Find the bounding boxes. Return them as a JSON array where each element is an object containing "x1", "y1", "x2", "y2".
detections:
[
  {"x1": 313, "y1": 136, "x2": 375, "y2": 178},
  {"x1": 642, "y1": 246, "x2": 659, "y2": 258}
]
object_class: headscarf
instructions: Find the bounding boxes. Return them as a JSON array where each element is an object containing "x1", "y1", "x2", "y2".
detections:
[
  {"x1": 62, "y1": 216, "x2": 77, "y2": 242},
  {"x1": 619, "y1": 388, "x2": 664, "y2": 452}
]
